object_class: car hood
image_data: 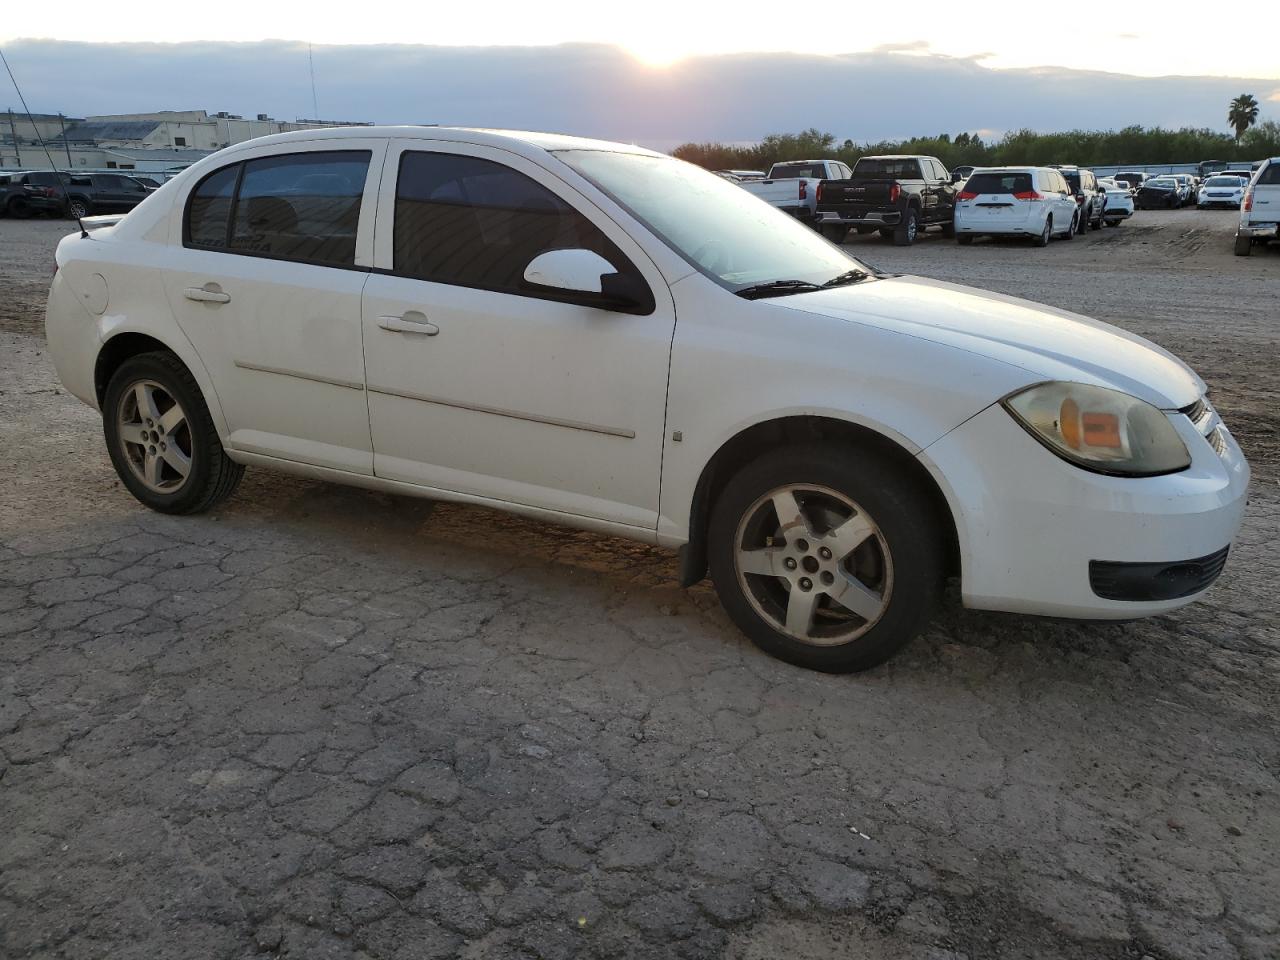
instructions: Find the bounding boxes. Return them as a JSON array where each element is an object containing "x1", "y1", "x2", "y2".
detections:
[{"x1": 783, "y1": 275, "x2": 1203, "y2": 409}]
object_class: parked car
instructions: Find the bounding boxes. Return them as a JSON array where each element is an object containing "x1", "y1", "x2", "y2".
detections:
[
  {"x1": 1057, "y1": 167, "x2": 1107, "y2": 231},
  {"x1": 0, "y1": 170, "x2": 68, "y2": 218},
  {"x1": 814, "y1": 155, "x2": 956, "y2": 246},
  {"x1": 1113, "y1": 171, "x2": 1150, "y2": 194},
  {"x1": 1098, "y1": 178, "x2": 1134, "y2": 226},
  {"x1": 1198, "y1": 175, "x2": 1246, "y2": 209},
  {"x1": 953, "y1": 167, "x2": 1080, "y2": 246},
  {"x1": 62, "y1": 172, "x2": 155, "y2": 219},
  {"x1": 44, "y1": 127, "x2": 1249, "y2": 673},
  {"x1": 1235, "y1": 157, "x2": 1279, "y2": 256},
  {"x1": 740, "y1": 159, "x2": 851, "y2": 224},
  {"x1": 1135, "y1": 177, "x2": 1184, "y2": 209}
]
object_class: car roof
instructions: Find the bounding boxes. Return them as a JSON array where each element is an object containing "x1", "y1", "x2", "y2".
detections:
[{"x1": 214, "y1": 125, "x2": 666, "y2": 160}]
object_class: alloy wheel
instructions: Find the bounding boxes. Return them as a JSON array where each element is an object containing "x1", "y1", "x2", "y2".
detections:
[
  {"x1": 733, "y1": 484, "x2": 893, "y2": 646},
  {"x1": 69, "y1": 199, "x2": 87, "y2": 219},
  {"x1": 115, "y1": 379, "x2": 193, "y2": 493}
]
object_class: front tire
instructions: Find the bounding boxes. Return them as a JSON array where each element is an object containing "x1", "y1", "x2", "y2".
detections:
[
  {"x1": 103, "y1": 352, "x2": 244, "y2": 515},
  {"x1": 708, "y1": 445, "x2": 944, "y2": 673},
  {"x1": 67, "y1": 196, "x2": 90, "y2": 219}
]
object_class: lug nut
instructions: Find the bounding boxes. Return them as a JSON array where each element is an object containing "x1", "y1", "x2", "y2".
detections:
[
  {"x1": 819, "y1": 546, "x2": 832, "y2": 560},
  {"x1": 799, "y1": 577, "x2": 812, "y2": 591},
  {"x1": 784, "y1": 557, "x2": 797, "y2": 570}
]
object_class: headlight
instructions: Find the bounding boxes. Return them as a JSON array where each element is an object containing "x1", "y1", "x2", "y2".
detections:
[{"x1": 1002, "y1": 382, "x2": 1191, "y2": 477}]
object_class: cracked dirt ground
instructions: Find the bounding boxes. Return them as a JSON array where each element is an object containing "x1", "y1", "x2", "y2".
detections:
[{"x1": 1, "y1": 212, "x2": 1278, "y2": 959}]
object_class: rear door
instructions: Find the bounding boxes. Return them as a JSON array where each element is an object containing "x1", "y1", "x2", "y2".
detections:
[
  {"x1": 1247, "y1": 163, "x2": 1280, "y2": 223},
  {"x1": 161, "y1": 140, "x2": 387, "y2": 473},
  {"x1": 957, "y1": 171, "x2": 1036, "y2": 228}
]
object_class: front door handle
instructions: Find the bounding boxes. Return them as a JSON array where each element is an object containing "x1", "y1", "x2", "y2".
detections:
[
  {"x1": 183, "y1": 284, "x2": 231, "y2": 304},
  {"x1": 377, "y1": 313, "x2": 439, "y2": 336}
]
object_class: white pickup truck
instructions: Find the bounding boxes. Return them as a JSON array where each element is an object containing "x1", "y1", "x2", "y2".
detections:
[
  {"x1": 740, "y1": 159, "x2": 851, "y2": 224},
  {"x1": 1235, "y1": 158, "x2": 1279, "y2": 256}
]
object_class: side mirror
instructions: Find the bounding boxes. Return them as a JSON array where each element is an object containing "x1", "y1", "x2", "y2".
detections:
[
  {"x1": 524, "y1": 248, "x2": 615, "y2": 294},
  {"x1": 523, "y1": 248, "x2": 653, "y2": 314}
]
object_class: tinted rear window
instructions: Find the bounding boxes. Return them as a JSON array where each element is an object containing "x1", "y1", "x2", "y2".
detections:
[
  {"x1": 1061, "y1": 172, "x2": 1081, "y2": 190},
  {"x1": 964, "y1": 172, "x2": 1033, "y2": 194},
  {"x1": 769, "y1": 164, "x2": 826, "y2": 179},
  {"x1": 852, "y1": 158, "x2": 922, "y2": 179}
]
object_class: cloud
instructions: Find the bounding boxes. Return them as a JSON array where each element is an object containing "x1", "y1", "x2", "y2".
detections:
[
  {"x1": 1, "y1": 39, "x2": 1269, "y2": 148},
  {"x1": 1268, "y1": 88, "x2": 1280, "y2": 102}
]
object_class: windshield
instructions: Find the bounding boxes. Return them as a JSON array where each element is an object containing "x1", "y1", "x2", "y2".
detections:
[
  {"x1": 556, "y1": 150, "x2": 866, "y2": 291},
  {"x1": 1205, "y1": 176, "x2": 1241, "y2": 187},
  {"x1": 1148, "y1": 179, "x2": 1176, "y2": 187}
]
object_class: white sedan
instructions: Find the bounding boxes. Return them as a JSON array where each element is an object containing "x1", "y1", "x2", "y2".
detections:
[
  {"x1": 45, "y1": 127, "x2": 1249, "y2": 673},
  {"x1": 1198, "y1": 176, "x2": 1246, "y2": 209},
  {"x1": 1099, "y1": 178, "x2": 1135, "y2": 225}
]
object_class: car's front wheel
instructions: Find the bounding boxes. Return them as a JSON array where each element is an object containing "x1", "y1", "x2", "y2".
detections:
[
  {"x1": 103, "y1": 352, "x2": 244, "y2": 514},
  {"x1": 708, "y1": 445, "x2": 944, "y2": 673},
  {"x1": 67, "y1": 197, "x2": 90, "y2": 219}
]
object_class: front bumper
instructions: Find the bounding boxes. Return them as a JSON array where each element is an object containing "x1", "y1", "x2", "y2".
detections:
[
  {"x1": 919, "y1": 403, "x2": 1249, "y2": 619},
  {"x1": 1103, "y1": 206, "x2": 1133, "y2": 220}
]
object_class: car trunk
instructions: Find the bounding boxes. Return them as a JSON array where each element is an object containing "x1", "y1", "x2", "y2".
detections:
[{"x1": 956, "y1": 172, "x2": 1036, "y2": 225}]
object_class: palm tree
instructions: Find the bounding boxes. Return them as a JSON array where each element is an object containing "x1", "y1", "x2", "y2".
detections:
[{"x1": 1228, "y1": 94, "x2": 1260, "y2": 140}]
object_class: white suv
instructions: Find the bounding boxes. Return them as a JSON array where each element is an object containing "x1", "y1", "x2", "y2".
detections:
[
  {"x1": 46, "y1": 127, "x2": 1249, "y2": 672},
  {"x1": 1235, "y1": 158, "x2": 1280, "y2": 256},
  {"x1": 953, "y1": 167, "x2": 1081, "y2": 245}
]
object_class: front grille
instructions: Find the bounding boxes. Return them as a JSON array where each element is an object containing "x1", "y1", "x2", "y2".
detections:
[{"x1": 1089, "y1": 546, "x2": 1230, "y2": 602}]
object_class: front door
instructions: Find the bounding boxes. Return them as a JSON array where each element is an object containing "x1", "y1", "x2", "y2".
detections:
[
  {"x1": 160, "y1": 141, "x2": 386, "y2": 473},
  {"x1": 361, "y1": 140, "x2": 676, "y2": 531}
]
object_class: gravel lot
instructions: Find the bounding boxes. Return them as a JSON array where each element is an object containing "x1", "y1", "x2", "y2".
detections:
[{"x1": 1, "y1": 210, "x2": 1277, "y2": 960}]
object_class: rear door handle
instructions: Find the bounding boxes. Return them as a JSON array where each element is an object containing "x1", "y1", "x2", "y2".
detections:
[
  {"x1": 377, "y1": 313, "x2": 439, "y2": 336},
  {"x1": 183, "y1": 285, "x2": 231, "y2": 304}
]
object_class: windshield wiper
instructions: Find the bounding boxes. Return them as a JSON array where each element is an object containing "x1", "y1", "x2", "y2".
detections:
[
  {"x1": 820, "y1": 269, "x2": 870, "y2": 288},
  {"x1": 734, "y1": 279, "x2": 823, "y2": 300}
]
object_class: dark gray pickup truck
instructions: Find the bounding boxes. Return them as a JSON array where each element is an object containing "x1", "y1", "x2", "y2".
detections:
[{"x1": 815, "y1": 155, "x2": 956, "y2": 246}]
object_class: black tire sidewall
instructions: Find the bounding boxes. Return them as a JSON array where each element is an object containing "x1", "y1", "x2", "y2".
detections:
[
  {"x1": 103, "y1": 353, "x2": 224, "y2": 514},
  {"x1": 708, "y1": 444, "x2": 944, "y2": 673}
]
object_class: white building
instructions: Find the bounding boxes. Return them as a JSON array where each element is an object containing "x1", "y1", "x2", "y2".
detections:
[{"x1": 2, "y1": 109, "x2": 372, "y2": 173}]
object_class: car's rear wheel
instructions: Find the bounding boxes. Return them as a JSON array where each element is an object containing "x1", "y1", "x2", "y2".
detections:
[
  {"x1": 1234, "y1": 235, "x2": 1253, "y2": 257},
  {"x1": 893, "y1": 209, "x2": 919, "y2": 246},
  {"x1": 708, "y1": 445, "x2": 944, "y2": 673},
  {"x1": 103, "y1": 352, "x2": 244, "y2": 515},
  {"x1": 1035, "y1": 216, "x2": 1051, "y2": 247},
  {"x1": 6, "y1": 197, "x2": 32, "y2": 219}
]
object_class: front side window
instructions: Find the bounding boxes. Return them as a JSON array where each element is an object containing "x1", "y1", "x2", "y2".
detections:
[
  {"x1": 558, "y1": 150, "x2": 867, "y2": 291},
  {"x1": 185, "y1": 150, "x2": 370, "y2": 267},
  {"x1": 392, "y1": 151, "x2": 632, "y2": 296}
]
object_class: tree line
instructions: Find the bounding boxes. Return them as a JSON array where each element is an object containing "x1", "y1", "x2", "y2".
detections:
[{"x1": 673, "y1": 122, "x2": 1280, "y2": 172}]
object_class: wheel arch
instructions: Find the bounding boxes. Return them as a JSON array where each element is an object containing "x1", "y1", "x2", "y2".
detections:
[
  {"x1": 677, "y1": 414, "x2": 960, "y2": 588},
  {"x1": 94, "y1": 330, "x2": 228, "y2": 440}
]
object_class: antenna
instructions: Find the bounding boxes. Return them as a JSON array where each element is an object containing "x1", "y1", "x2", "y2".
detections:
[
  {"x1": 0, "y1": 46, "x2": 87, "y2": 237},
  {"x1": 308, "y1": 43, "x2": 320, "y2": 121}
]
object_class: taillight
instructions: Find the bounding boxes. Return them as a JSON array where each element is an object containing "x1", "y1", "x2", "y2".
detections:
[
  {"x1": 1012, "y1": 191, "x2": 1042, "y2": 201},
  {"x1": 1243, "y1": 189, "x2": 1254, "y2": 212},
  {"x1": 816, "y1": 183, "x2": 823, "y2": 203},
  {"x1": 957, "y1": 190, "x2": 978, "y2": 201},
  {"x1": 799, "y1": 180, "x2": 807, "y2": 200},
  {"x1": 889, "y1": 183, "x2": 900, "y2": 203}
]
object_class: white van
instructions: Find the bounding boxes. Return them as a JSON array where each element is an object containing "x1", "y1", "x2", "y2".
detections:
[{"x1": 954, "y1": 167, "x2": 1080, "y2": 246}]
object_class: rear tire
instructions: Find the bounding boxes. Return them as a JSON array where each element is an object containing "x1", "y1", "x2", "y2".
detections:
[
  {"x1": 893, "y1": 209, "x2": 919, "y2": 246},
  {"x1": 1234, "y1": 235, "x2": 1253, "y2": 257},
  {"x1": 103, "y1": 352, "x2": 244, "y2": 515},
  {"x1": 6, "y1": 198, "x2": 32, "y2": 219},
  {"x1": 68, "y1": 196, "x2": 90, "y2": 219},
  {"x1": 708, "y1": 444, "x2": 944, "y2": 673},
  {"x1": 1035, "y1": 217, "x2": 1051, "y2": 247}
]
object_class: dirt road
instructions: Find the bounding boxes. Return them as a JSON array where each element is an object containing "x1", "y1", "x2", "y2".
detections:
[{"x1": 1, "y1": 210, "x2": 1277, "y2": 960}]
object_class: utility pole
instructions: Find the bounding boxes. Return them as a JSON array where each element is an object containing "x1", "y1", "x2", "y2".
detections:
[{"x1": 6, "y1": 109, "x2": 20, "y2": 167}]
